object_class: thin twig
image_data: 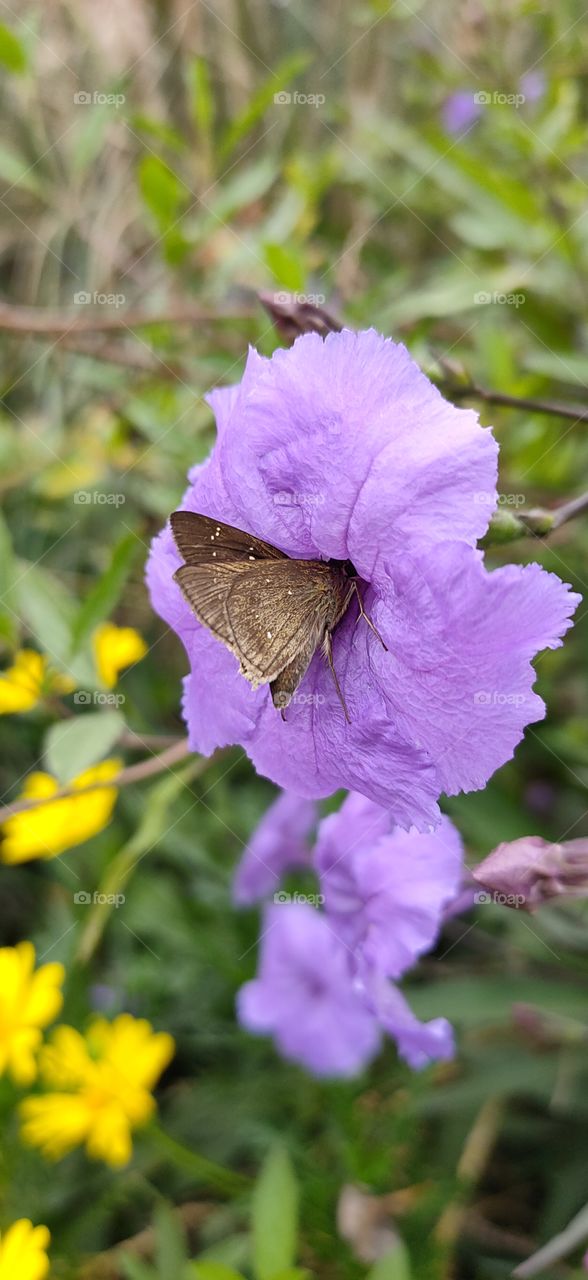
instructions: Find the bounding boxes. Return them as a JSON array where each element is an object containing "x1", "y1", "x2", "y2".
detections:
[
  {"x1": 447, "y1": 380, "x2": 588, "y2": 423},
  {"x1": 0, "y1": 739, "x2": 192, "y2": 821},
  {"x1": 513, "y1": 1200, "x2": 588, "y2": 1278},
  {"x1": 0, "y1": 301, "x2": 249, "y2": 335}
]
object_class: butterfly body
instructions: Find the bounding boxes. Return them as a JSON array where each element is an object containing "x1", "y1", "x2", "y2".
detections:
[{"x1": 170, "y1": 511, "x2": 384, "y2": 721}]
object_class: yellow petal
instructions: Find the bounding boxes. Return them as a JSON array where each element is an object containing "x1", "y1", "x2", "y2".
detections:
[
  {"x1": 93, "y1": 623, "x2": 148, "y2": 689},
  {"x1": 0, "y1": 1219, "x2": 50, "y2": 1280},
  {"x1": 0, "y1": 760, "x2": 121, "y2": 863},
  {"x1": 20, "y1": 1093, "x2": 92, "y2": 1160},
  {"x1": 0, "y1": 651, "x2": 45, "y2": 714}
]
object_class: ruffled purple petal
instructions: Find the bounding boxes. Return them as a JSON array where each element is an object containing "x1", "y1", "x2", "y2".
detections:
[
  {"x1": 371, "y1": 543, "x2": 580, "y2": 795},
  {"x1": 237, "y1": 904, "x2": 381, "y2": 1076},
  {"x1": 233, "y1": 790, "x2": 318, "y2": 906},
  {"x1": 217, "y1": 330, "x2": 497, "y2": 577},
  {"x1": 316, "y1": 799, "x2": 464, "y2": 977}
]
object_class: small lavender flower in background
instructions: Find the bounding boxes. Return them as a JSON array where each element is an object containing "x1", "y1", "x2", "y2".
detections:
[
  {"x1": 148, "y1": 328, "x2": 579, "y2": 825},
  {"x1": 233, "y1": 790, "x2": 317, "y2": 905},
  {"x1": 237, "y1": 790, "x2": 462, "y2": 1076},
  {"x1": 441, "y1": 90, "x2": 483, "y2": 135}
]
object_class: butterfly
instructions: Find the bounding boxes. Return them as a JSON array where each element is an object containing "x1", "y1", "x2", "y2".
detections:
[{"x1": 170, "y1": 511, "x2": 386, "y2": 722}]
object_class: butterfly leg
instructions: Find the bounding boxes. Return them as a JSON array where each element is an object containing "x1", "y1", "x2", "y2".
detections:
[
  {"x1": 323, "y1": 630, "x2": 351, "y2": 724},
  {"x1": 351, "y1": 581, "x2": 388, "y2": 651}
]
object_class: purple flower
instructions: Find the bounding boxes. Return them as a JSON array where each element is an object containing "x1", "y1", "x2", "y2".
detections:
[
  {"x1": 238, "y1": 903, "x2": 381, "y2": 1077},
  {"x1": 316, "y1": 793, "x2": 464, "y2": 977},
  {"x1": 441, "y1": 90, "x2": 483, "y2": 135},
  {"x1": 237, "y1": 793, "x2": 463, "y2": 1076},
  {"x1": 147, "y1": 329, "x2": 579, "y2": 823},
  {"x1": 233, "y1": 790, "x2": 318, "y2": 906}
]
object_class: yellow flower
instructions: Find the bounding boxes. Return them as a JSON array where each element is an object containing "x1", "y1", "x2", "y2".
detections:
[
  {"x1": 0, "y1": 943, "x2": 64, "y2": 1085},
  {"x1": 0, "y1": 650, "x2": 74, "y2": 715},
  {"x1": 1, "y1": 760, "x2": 121, "y2": 864},
  {"x1": 21, "y1": 1014, "x2": 175, "y2": 1168},
  {"x1": 93, "y1": 623, "x2": 148, "y2": 689},
  {"x1": 0, "y1": 1219, "x2": 51, "y2": 1280}
]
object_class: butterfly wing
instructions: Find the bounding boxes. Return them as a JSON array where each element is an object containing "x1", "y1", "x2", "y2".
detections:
[
  {"x1": 170, "y1": 511, "x2": 287, "y2": 565},
  {"x1": 173, "y1": 558, "x2": 347, "y2": 691}
]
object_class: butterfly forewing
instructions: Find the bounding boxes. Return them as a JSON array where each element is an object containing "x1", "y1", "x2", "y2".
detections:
[
  {"x1": 170, "y1": 509, "x2": 356, "y2": 716},
  {"x1": 170, "y1": 511, "x2": 287, "y2": 565}
]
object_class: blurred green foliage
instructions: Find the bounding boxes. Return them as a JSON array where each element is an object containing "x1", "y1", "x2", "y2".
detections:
[{"x1": 0, "y1": 1, "x2": 588, "y2": 1277}]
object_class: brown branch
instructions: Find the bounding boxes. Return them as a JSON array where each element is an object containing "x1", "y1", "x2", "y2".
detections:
[
  {"x1": 0, "y1": 301, "x2": 249, "y2": 335},
  {"x1": 0, "y1": 738, "x2": 193, "y2": 821},
  {"x1": 447, "y1": 380, "x2": 588, "y2": 424}
]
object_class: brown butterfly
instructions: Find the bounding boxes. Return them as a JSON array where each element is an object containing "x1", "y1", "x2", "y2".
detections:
[{"x1": 170, "y1": 511, "x2": 386, "y2": 722}]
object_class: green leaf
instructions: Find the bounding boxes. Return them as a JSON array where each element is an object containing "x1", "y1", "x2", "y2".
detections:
[
  {"x1": 189, "y1": 56, "x2": 214, "y2": 136},
  {"x1": 263, "y1": 243, "x2": 305, "y2": 293},
  {"x1": 219, "y1": 52, "x2": 310, "y2": 161},
  {"x1": 70, "y1": 532, "x2": 141, "y2": 654},
  {"x1": 0, "y1": 511, "x2": 19, "y2": 646},
  {"x1": 138, "y1": 154, "x2": 190, "y2": 227},
  {"x1": 155, "y1": 1204, "x2": 188, "y2": 1280},
  {"x1": 17, "y1": 563, "x2": 93, "y2": 684},
  {"x1": 188, "y1": 1265, "x2": 244, "y2": 1280},
  {"x1": 252, "y1": 1146, "x2": 299, "y2": 1280},
  {"x1": 0, "y1": 144, "x2": 42, "y2": 195},
  {"x1": 366, "y1": 1243, "x2": 412, "y2": 1280},
  {"x1": 44, "y1": 710, "x2": 124, "y2": 783},
  {"x1": 120, "y1": 1257, "x2": 158, "y2": 1280},
  {"x1": 0, "y1": 22, "x2": 27, "y2": 73}
]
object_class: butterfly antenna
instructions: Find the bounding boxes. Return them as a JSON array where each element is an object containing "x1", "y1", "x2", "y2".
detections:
[
  {"x1": 351, "y1": 581, "x2": 388, "y2": 651},
  {"x1": 324, "y1": 631, "x2": 351, "y2": 724}
]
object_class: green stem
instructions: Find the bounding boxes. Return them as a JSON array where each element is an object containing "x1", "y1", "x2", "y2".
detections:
[{"x1": 148, "y1": 1123, "x2": 250, "y2": 1196}]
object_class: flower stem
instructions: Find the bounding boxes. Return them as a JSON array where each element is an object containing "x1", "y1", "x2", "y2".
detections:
[{"x1": 148, "y1": 1123, "x2": 250, "y2": 1196}]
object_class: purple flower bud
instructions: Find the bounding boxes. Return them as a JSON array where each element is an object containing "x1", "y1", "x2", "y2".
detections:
[{"x1": 472, "y1": 836, "x2": 588, "y2": 910}]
